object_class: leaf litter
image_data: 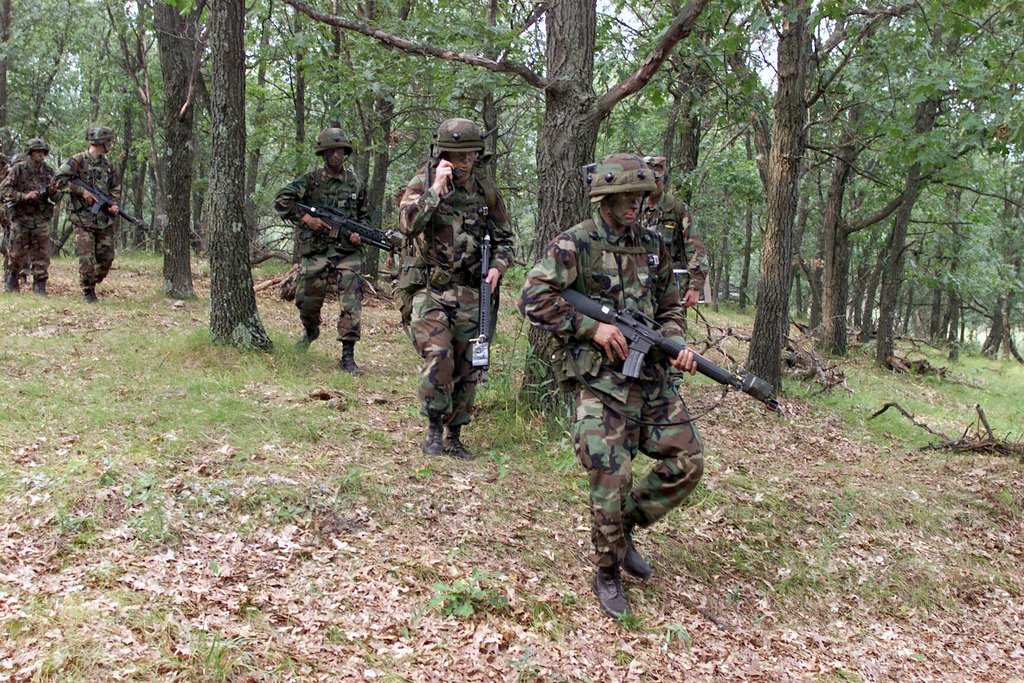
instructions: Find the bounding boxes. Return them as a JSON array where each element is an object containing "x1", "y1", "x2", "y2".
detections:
[{"x1": 0, "y1": 260, "x2": 1022, "y2": 682}]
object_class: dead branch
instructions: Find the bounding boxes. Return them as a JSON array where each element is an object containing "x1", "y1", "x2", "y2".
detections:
[
  {"x1": 884, "y1": 355, "x2": 947, "y2": 377},
  {"x1": 868, "y1": 402, "x2": 953, "y2": 440}
]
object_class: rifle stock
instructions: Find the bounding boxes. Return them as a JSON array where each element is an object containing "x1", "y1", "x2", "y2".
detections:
[{"x1": 560, "y1": 288, "x2": 779, "y2": 411}]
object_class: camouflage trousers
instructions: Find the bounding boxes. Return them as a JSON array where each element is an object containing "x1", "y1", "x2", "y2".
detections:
[
  {"x1": 8, "y1": 218, "x2": 51, "y2": 282},
  {"x1": 295, "y1": 249, "x2": 362, "y2": 342},
  {"x1": 573, "y1": 372, "x2": 704, "y2": 568},
  {"x1": 73, "y1": 221, "x2": 116, "y2": 289},
  {"x1": 410, "y1": 284, "x2": 482, "y2": 426}
]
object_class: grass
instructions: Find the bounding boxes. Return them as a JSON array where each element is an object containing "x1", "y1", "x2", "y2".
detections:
[{"x1": 1, "y1": 254, "x2": 1023, "y2": 681}]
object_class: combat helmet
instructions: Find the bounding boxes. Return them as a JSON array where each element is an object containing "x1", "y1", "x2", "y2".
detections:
[
  {"x1": 434, "y1": 118, "x2": 485, "y2": 153},
  {"x1": 315, "y1": 127, "x2": 354, "y2": 156},
  {"x1": 86, "y1": 125, "x2": 115, "y2": 144},
  {"x1": 641, "y1": 155, "x2": 667, "y2": 179},
  {"x1": 25, "y1": 138, "x2": 50, "y2": 155},
  {"x1": 586, "y1": 153, "x2": 656, "y2": 202}
]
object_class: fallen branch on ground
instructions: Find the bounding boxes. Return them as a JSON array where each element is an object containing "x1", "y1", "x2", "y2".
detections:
[{"x1": 870, "y1": 402, "x2": 1023, "y2": 460}]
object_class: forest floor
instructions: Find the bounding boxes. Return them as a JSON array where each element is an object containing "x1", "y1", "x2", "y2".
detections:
[{"x1": 1, "y1": 256, "x2": 1023, "y2": 683}]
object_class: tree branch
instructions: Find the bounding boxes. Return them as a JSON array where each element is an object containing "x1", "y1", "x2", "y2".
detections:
[
  {"x1": 280, "y1": 0, "x2": 548, "y2": 89},
  {"x1": 596, "y1": 0, "x2": 712, "y2": 114}
]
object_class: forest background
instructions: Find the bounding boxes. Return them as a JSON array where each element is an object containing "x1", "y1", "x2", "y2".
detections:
[
  {"x1": 2, "y1": 0, "x2": 1022, "y2": 377},
  {"x1": 2, "y1": 0, "x2": 1024, "y2": 680}
]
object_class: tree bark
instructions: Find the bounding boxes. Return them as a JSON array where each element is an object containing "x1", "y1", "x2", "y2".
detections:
[
  {"x1": 208, "y1": 0, "x2": 272, "y2": 350},
  {"x1": 156, "y1": 1, "x2": 201, "y2": 298},
  {"x1": 748, "y1": 1, "x2": 810, "y2": 392}
]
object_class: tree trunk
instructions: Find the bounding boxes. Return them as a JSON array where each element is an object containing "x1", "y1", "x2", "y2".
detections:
[
  {"x1": 858, "y1": 243, "x2": 887, "y2": 343},
  {"x1": 523, "y1": 0, "x2": 603, "y2": 401},
  {"x1": 748, "y1": 1, "x2": 810, "y2": 392},
  {"x1": 875, "y1": 96, "x2": 940, "y2": 365},
  {"x1": 208, "y1": 0, "x2": 272, "y2": 351},
  {"x1": 156, "y1": 2, "x2": 199, "y2": 298},
  {"x1": 819, "y1": 115, "x2": 858, "y2": 354}
]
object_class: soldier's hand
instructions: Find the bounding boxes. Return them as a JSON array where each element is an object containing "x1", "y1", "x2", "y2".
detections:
[
  {"x1": 485, "y1": 267, "x2": 500, "y2": 287},
  {"x1": 82, "y1": 190, "x2": 97, "y2": 204},
  {"x1": 109, "y1": 204, "x2": 120, "y2": 216},
  {"x1": 348, "y1": 232, "x2": 362, "y2": 246},
  {"x1": 25, "y1": 191, "x2": 39, "y2": 201},
  {"x1": 432, "y1": 160, "x2": 454, "y2": 195},
  {"x1": 670, "y1": 348, "x2": 697, "y2": 374},
  {"x1": 593, "y1": 322, "x2": 629, "y2": 363},
  {"x1": 682, "y1": 288, "x2": 700, "y2": 307},
  {"x1": 300, "y1": 213, "x2": 329, "y2": 232}
]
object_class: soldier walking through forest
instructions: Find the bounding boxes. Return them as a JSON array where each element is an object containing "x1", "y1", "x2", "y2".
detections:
[
  {"x1": 398, "y1": 118, "x2": 514, "y2": 460},
  {"x1": 274, "y1": 127, "x2": 371, "y2": 374},
  {"x1": 53, "y1": 126, "x2": 123, "y2": 303},
  {"x1": 640, "y1": 156, "x2": 709, "y2": 308},
  {"x1": 1, "y1": 138, "x2": 57, "y2": 295},
  {"x1": 519, "y1": 153, "x2": 704, "y2": 619}
]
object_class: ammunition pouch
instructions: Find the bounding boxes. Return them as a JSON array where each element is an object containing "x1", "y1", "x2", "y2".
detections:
[
  {"x1": 296, "y1": 225, "x2": 329, "y2": 257},
  {"x1": 550, "y1": 338, "x2": 602, "y2": 393}
]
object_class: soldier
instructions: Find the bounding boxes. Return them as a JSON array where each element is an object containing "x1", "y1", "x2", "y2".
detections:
[
  {"x1": 519, "y1": 153, "x2": 704, "y2": 619},
  {"x1": 274, "y1": 127, "x2": 371, "y2": 374},
  {"x1": 1, "y1": 138, "x2": 57, "y2": 295},
  {"x1": 640, "y1": 156, "x2": 709, "y2": 308},
  {"x1": 0, "y1": 150, "x2": 12, "y2": 285},
  {"x1": 398, "y1": 118, "x2": 514, "y2": 460},
  {"x1": 53, "y1": 125, "x2": 123, "y2": 303}
]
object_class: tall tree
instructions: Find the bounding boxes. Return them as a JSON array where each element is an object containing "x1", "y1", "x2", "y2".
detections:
[
  {"x1": 875, "y1": 94, "x2": 941, "y2": 365},
  {"x1": 156, "y1": 0, "x2": 205, "y2": 298},
  {"x1": 747, "y1": 0, "x2": 810, "y2": 391},
  {"x1": 207, "y1": 0, "x2": 272, "y2": 350}
]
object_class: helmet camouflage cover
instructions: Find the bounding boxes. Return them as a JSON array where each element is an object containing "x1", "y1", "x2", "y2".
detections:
[
  {"x1": 25, "y1": 137, "x2": 50, "y2": 155},
  {"x1": 86, "y1": 125, "x2": 115, "y2": 143},
  {"x1": 641, "y1": 155, "x2": 667, "y2": 177},
  {"x1": 587, "y1": 153, "x2": 656, "y2": 202},
  {"x1": 315, "y1": 127, "x2": 354, "y2": 156},
  {"x1": 434, "y1": 118, "x2": 485, "y2": 153}
]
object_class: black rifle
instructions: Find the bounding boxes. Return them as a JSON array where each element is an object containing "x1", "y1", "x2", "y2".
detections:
[
  {"x1": 295, "y1": 203, "x2": 397, "y2": 252},
  {"x1": 6, "y1": 184, "x2": 52, "y2": 209},
  {"x1": 560, "y1": 288, "x2": 779, "y2": 411},
  {"x1": 471, "y1": 233, "x2": 495, "y2": 368},
  {"x1": 69, "y1": 178, "x2": 143, "y2": 225}
]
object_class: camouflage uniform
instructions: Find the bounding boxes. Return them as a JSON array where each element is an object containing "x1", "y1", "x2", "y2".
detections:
[
  {"x1": 398, "y1": 118, "x2": 513, "y2": 458},
  {"x1": 640, "y1": 156, "x2": 709, "y2": 297},
  {"x1": 54, "y1": 127, "x2": 122, "y2": 300},
  {"x1": 1, "y1": 139, "x2": 56, "y2": 294},
  {"x1": 519, "y1": 153, "x2": 703, "y2": 618},
  {"x1": 274, "y1": 128, "x2": 370, "y2": 365},
  {"x1": 0, "y1": 153, "x2": 11, "y2": 281}
]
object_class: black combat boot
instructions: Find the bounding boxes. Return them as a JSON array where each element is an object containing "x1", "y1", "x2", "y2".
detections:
[
  {"x1": 4, "y1": 272, "x2": 19, "y2": 293},
  {"x1": 83, "y1": 287, "x2": 98, "y2": 303},
  {"x1": 294, "y1": 324, "x2": 320, "y2": 351},
  {"x1": 444, "y1": 425, "x2": 473, "y2": 461},
  {"x1": 32, "y1": 279, "x2": 47, "y2": 297},
  {"x1": 621, "y1": 518, "x2": 652, "y2": 580},
  {"x1": 339, "y1": 341, "x2": 364, "y2": 375},
  {"x1": 593, "y1": 566, "x2": 632, "y2": 619},
  {"x1": 422, "y1": 419, "x2": 445, "y2": 455}
]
